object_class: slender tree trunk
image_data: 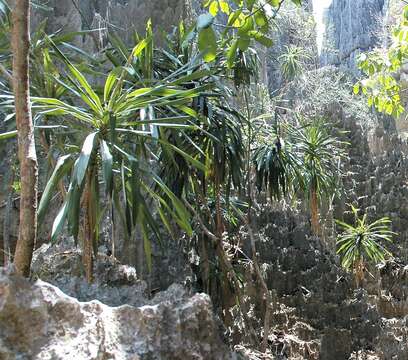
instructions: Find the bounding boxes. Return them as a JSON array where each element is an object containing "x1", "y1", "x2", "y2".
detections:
[
  {"x1": 354, "y1": 257, "x2": 365, "y2": 289},
  {"x1": 83, "y1": 169, "x2": 95, "y2": 283},
  {"x1": 12, "y1": 0, "x2": 39, "y2": 277},
  {"x1": 310, "y1": 185, "x2": 319, "y2": 235}
]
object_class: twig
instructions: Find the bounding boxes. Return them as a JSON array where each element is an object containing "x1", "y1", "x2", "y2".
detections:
[{"x1": 184, "y1": 200, "x2": 217, "y2": 241}]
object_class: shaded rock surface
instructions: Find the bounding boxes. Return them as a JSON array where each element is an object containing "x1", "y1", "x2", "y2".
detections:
[
  {"x1": 238, "y1": 207, "x2": 408, "y2": 359},
  {"x1": 30, "y1": 238, "x2": 192, "y2": 306},
  {"x1": 0, "y1": 267, "x2": 235, "y2": 360},
  {"x1": 31, "y1": 241, "x2": 149, "y2": 307}
]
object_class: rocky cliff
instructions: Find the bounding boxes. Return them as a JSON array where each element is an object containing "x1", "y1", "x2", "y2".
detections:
[
  {"x1": 30, "y1": 0, "x2": 195, "y2": 50},
  {"x1": 321, "y1": 0, "x2": 388, "y2": 71}
]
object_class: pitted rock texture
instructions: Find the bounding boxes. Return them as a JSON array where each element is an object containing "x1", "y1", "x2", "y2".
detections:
[
  {"x1": 30, "y1": 241, "x2": 149, "y2": 307},
  {"x1": 238, "y1": 207, "x2": 408, "y2": 359},
  {"x1": 321, "y1": 0, "x2": 387, "y2": 71},
  {"x1": 334, "y1": 107, "x2": 408, "y2": 261},
  {"x1": 0, "y1": 267, "x2": 234, "y2": 360},
  {"x1": 29, "y1": 0, "x2": 196, "y2": 50},
  {"x1": 30, "y1": 237, "x2": 192, "y2": 306}
]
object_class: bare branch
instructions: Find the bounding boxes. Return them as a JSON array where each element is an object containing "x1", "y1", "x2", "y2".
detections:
[{"x1": 183, "y1": 199, "x2": 218, "y2": 241}]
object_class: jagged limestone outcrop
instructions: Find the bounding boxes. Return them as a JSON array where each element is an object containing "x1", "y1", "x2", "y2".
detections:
[
  {"x1": 0, "y1": 266, "x2": 235, "y2": 360},
  {"x1": 321, "y1": 0, "x2": 387, "y2": 71},
  {"x1": 13, "y1": 0, "x2": 196, "y2": 51},
  {"x1": 238, "y1": 207, "x2": 408, "y2": 359}
]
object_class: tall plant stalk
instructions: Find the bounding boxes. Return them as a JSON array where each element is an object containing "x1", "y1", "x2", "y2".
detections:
[
  {"x1": 310, "y1": 185, "x2": 319, "y2": 235},
  {"x1": 12, "y1": 0, "x2": 38, "y2": 277},
  {"x1": 83, "y1": 165, "x2": 96, "y2": 283}
]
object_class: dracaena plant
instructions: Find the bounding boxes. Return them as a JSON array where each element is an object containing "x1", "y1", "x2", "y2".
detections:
[
  {"x1": 253, "y1": 115, "x2": 308, "y2": 195},
  {"x1": 252, "y1": 123, "x2": 302, "y2": 201},
  {"x1": 34, "y1": 33, "x2": 212, "y2": 282},
  {"x1": 107, "y1": 22, "x2": 247, "y2": 238},
  {"x1": 292, "y1": 119, "x2": 348, "y2": 235},
  {"x1": 278, "y1": 45, "x2": 312, "y2": 81},
  {"x1": 336, "y1": 205, "x2": 395, "y2": 287}
]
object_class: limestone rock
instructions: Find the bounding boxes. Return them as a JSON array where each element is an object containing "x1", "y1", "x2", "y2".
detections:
[
  {"x1": 0, "y1": 267, "x2": 234, "y2": 360},
  {"x1": 321, "y1": 0, "x2": 387, "y2": 72}
]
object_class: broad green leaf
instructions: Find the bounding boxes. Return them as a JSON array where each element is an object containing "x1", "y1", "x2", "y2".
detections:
[
  {"x1": 100, "y1": 140, "x2": 113, "y2": 196},
  {"x1": 254, "y1": 10, "x2": 269, "y2": 31},
  {"x1": 38, "y1": 154, "x2": 74, "y2": 223},
  {"x1": 209, "y1": 1, "x2": 219, "y2": 16},
  {"x1": 104, "y1": 71, "x2": 119, "y2": 103},
  {"x1": 0, "y1": 130, "x2": 17, "y2": 140},
  {"x1": 67, "y1": 183, "x2": 82, "y2": 244},
  {"x1": 238, "y1": 15, "x2": 254, "y2": 35},
  {"x1": 132, "y1": 37, "x2": 149, "y2": 57},
  {"x1": 51, "y1": 201, "x2": 69, "y2": 243},
  {"x1": 237, "y1": 36, "x2": 250, "y2": 51},
  {"x1": 227, "y1": 39, "x2": 239, "y2": 69},
  {"x1": 51, "y1": 182, "x2": 80, "y2": 243},
  {"x1": 198, "y1": 27, "x2": 217, "y2": 62},
  {"x1": 248, "y1": 30, "x2": 273, "y2": 47},
  {"x1": 227, "y1": 10, "x2": 243, "y2": 28},
  {"x1": 75, "y1": 132, "x2": 98, "y2": 185},
  {"x1": 219, "y1": 0, "x2": 230, "y2": 14}
]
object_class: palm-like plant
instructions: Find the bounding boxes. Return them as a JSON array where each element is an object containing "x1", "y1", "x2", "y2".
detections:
[
  {"x1": 294, "y1": 120, "x2": 347, "y2": 235},
  {"x1": 253, "y1": 129, "x2": 301, "y2": 201},
  {"x1": 34, "y1": 34, "x2": 211, "y2": 282},
  {"x1": 336, "y1": 205, "x2": 395, "y2": 287},
  {"x1": 278, "y1": 45, "x2": 311, "y2": 81}
]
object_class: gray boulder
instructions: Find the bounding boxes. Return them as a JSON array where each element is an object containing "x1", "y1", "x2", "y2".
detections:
[{"x1": 0, "y1": 267, "x2": 234, "y2": 360}]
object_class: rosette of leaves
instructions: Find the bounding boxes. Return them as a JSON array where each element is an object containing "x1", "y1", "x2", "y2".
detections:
[
  {"x1": 34, "y1": 34, "x2": 212, "y2": 282},
  {"x1": 336, "y1": 205, "x2": 395, "y2": 287}
]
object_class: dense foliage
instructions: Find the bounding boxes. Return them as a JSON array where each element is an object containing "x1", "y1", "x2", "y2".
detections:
[
  {"x1": 336, "y1": 205, "x2": 395, "y2": 286},
  {"x1": 354, "y1": 4, "x2": 408, "y2": 117},
  {"x1": 2, "y1": 0, "x2": 399, "y2": 354}
]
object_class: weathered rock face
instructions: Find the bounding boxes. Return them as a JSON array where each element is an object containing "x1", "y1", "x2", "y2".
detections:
[
  {"x1": 265, "y1": 2, "x2": 317, "y2": 94},
  {"x1": 30, "y1": 241, "x2": 149, "y2": 307},
  {"x1": 332, "y1": 107, "x2": 408, "y2": 261},
  {"x1": 237, "y1": 207, "x2": 408, "y2": 360},
  {"x1": 30, "y1": 234, "x2": 192, "y2": 304},
  {"x1": 33, "y1": 0, "x2": 192, "y2": 42},
  {"x1": 0, "y1": 267, "x2": 234, "y2": 360},
  {"x1": 321, "y1": 0, "x2": 387, "y2": 71},
  {"x1": 30, "y1": 0, "x2": 195, "y2": 49}
]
